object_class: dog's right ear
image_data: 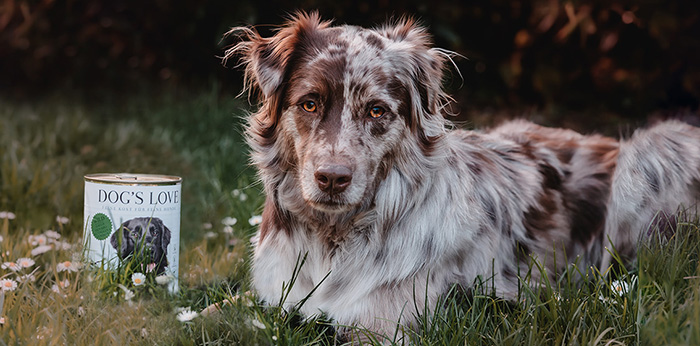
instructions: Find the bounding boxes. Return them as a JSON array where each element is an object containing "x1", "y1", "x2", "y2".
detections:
[
  {"x1": 223, "y1": 11, "x2": 330, "y2": 100},
  {"x1": 110, "y1": 222, "x2": 133, "y2": 258}
]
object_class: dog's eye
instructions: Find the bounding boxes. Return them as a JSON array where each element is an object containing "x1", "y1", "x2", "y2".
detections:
[
  {"x1": 301, "y1": 101, "x2": 317, "y2": 113},
  {"x1": 369, "y1": 106, "x2": 385, "y2": 119}
]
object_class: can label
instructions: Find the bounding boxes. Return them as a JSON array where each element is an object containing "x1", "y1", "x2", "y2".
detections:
[{"x1": 83, "y1": 174, "x2": 181, "y2": 292}]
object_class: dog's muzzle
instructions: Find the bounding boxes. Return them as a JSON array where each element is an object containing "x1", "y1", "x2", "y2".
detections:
[{"x1": 314, "y1": 164, "x2": 352, "y2": 195}]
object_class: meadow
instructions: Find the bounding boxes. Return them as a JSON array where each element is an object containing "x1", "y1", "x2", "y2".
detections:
[{"x1": 0, "y1": 87, "x2": 698, "y2": 345}]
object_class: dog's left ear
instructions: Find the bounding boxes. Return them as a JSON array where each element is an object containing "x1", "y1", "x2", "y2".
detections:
[
  {"x1": 378, "y1": 18, "x2": 454, "y2": 141},
  {"x1": 158, "y1": 219, "x2": 171, "y2": 252}
]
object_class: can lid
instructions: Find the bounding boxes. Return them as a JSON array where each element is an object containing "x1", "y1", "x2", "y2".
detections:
[{"x1": 84, "y1": 173, "x2": 182, "y2": 185}]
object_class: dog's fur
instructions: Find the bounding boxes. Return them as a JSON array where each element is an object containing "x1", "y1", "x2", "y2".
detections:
[
  {"x1": 225, "y1": 12, "x2": 700, "y2": 340},
  {"x1": 111, "y1": 217, "x2": 171, "y2": 274}
]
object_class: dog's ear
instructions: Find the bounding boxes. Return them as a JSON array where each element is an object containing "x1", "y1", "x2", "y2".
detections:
[
  {"x1": 224, "y1": 11, "x2": 331, "y2": 100},
  {"x1": 378, "y1": 18, "x2": 454, "y2": 144},
  {"x1": 110, "y1": 222, "x2": 134, "y2": 258},
  {"x1": 161, "y1": 222, "x2": 171, "y2": 251}
]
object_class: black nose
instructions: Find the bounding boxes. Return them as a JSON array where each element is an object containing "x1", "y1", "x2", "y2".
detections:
[{"x1": 314, "y1": 165, "x2": 352, "y2": 194}]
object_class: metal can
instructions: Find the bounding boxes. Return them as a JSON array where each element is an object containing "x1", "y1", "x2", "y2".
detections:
[{"x1": 83, "y1": 173, "x2": 181, "y2": 292}]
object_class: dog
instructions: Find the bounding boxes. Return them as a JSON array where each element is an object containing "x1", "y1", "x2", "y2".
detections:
[
  {"x1": 111, "y1": 217, "x2": 171, "y2": 274},
  {"x1": 225, "y1": 12, "x2": 700, "y2": 341}
]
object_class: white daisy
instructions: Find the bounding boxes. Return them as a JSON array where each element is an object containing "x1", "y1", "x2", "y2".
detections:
[
  {"x1": 250, "y1": 317, "x2": 266, "y2": 330},
  {"x1": 55, "y1": 216, "x2": 70, "y2": 224},
  {"x1": 53, "y1": 241, "x2": 73, "y2": 251},
  {"x1": 239, "y1": 193, "x2": 248, "y2": 201},
  {"x1": 17, "y1": 257, "x2": 35, "y2": 268},
  {"x1": 223, "y1": 225, "x2": 234, "y2": 235},
  {"x1": 155, "y1": 274, "x2": 174, "y2": 285},
  {"x1": 132, "y1": 272, "x2": 146, "y2": 286},
  {"x1": 44, "y1": 230, "x2": 61, "y2": 239},
  {"x1": 56, "y1": 260, "x2": 81, "y2": 272},
  {"x1": 204, "y1": 231, "x2": 217, "y2": 239},
  {"x1": 0, "y1": 278, "x2": 18, "y2": 291},
  {"x1": 0, "y1": 211, "x2": 15, "y2": 220},
  {"x1": 117, "y1": 284, "x2": 135, "y2": 300},
  {"x1": 610, "y1": 275, "x2": 637, "y2": 296},
  {"x1": 1, "y1": 262, "x2": 21, "y2": 272},
  {"x1": 0, "y1": 235, "x2": 4, "y2": 242},
  {"x1": 31, "y1": 245, "x2": 52, "y2": 256},
  {"x1": 231, "y1": 189, "x2": 241, "y2": 197},
  {"x1": 176, "y1": 308, "x2": 198, "y2": 322},
  {"x1": 221, "y1": 217, "x2": 237, "y2": 226},
  {"x1": 28, "y1": 234, "x2": 48, "y2": 246},
  {"x1": 202, "y1": 222, "x2": 213, "y2": 230},
  {"x1": 18, "y1": 274, "x2": 36, "y2": 283},
  {"x1": 58, "y1": 279, "x2": 70, "y2": 289},
  {"x1": 248, "y1": 215, "x2": 263, "y2": 226}
]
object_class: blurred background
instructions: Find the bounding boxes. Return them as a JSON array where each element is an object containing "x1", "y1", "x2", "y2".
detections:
[{"x1": 1, "y1": 0, "x2": 699, "y2": 128}]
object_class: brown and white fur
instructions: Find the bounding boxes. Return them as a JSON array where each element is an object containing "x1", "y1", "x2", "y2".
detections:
[{"x1": 224, "y1": 12, "x2": 700, "y2": 341}]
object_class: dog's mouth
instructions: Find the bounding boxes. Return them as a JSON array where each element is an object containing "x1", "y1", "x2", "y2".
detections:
[{"x1": 308, "y1": 196, "x2": 356, "y2": 213}]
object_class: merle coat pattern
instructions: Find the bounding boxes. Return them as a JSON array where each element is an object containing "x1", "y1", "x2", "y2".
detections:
[
  {"x1": 111, "y1": 217, "x2": 171, "y2": 274},
  {"x1": 225, "y1": 12, "x2": 700, "y2": 340}
]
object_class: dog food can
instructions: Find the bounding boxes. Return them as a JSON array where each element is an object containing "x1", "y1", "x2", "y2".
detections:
[{"x1": 83, "y1": 173, "x2": 181, "y2": 292}]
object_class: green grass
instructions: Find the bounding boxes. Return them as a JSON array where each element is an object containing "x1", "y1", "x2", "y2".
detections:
[{"x1": 0, "y1": 86, "x2": 698, "y2": 344}]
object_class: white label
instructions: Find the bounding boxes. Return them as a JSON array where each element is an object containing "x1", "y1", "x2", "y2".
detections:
[{"x1": 83, "y1": 181, "x2": 181, "y2": 292}]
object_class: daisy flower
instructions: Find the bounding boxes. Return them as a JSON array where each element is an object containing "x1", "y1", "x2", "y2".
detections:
[
  {"x1": 117, "y1": 284, "x2": 135, "y2": 300},
  {"x1": 610, "y1": 275, "x2": 637, "y2": 296},
  {"x1": 176, "y1": 308, "x2": 198, "y2": 322},
  {"x1": 132, "y1": 273, "x2": 146, "y2": 286},
  {"x1": 223, "y1": 225, "x2": 234, "y2": 235},
  {"x1": 248, "y1": 215, "x2": 263, "y2": 226},
  {"x1": 44, "y1": 230, "x2": 61, "y2": 239},
  {"x1": 53, "y1": 241, "x2": 73, "y2": 251},
  {"x1": 221, "y1": 217, "x2": 237, "y2": 226},
  {"x1": 58, "y1": 279, "x2": 70, "y2": 289},
  {"x1": 202, "y1": 222, "x2": 213, "y2": 230},
  {"x1": 1, "y1": 262, "x2": 21, "y2": 272},
  {"x1": 18, "y1": 274, "x2": 36, "y2": 283},
  {"x1": 0, "y1": 235, "x2": 4, "y2": 242},
  {"x1": 17, "y1": 257, "x2": 35, "y2": 269},
  {"x1": 204, "y1": 231, "x2": 217, "y2": 239},
  {"x1": 0, "y1": 278, "x2": 18, "y2": 291},
  {"x1": 55, "y1": 216, "x2": 70, "y2": 224},
  {"x1": 56, "y1": 260, "x2": 81, "y2": 272},
  {"x1": 239, "y1": 193, "x2": 248, "y2": 201},
  {"x1": 31, "y1": 245, "x2": 52, "y2": 256},
  {"x1": 250, "y1": 317, "x2": 266, "y2": 330},
  {"x1": 155, "y1": 274, "x2": 174, "y2": 285},
  {"x1": 231, "y1": 189, "x2": 241, "y2": 197},
  {"x1": 0, "y1": 211, "x2": 15, "y2": 220},
  {"x1": 28, "y1": 234, "x2": 48, "y2": 247}
]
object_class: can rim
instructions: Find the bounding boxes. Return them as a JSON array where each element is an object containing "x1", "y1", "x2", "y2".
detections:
[{"x1": 84, "y1": 173, "x2": 182, "y2": 185}]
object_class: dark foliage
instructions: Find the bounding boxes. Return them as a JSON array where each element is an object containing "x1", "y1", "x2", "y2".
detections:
[{"x1": 1, "y1": 0, "x2": 698, "y2": 116}]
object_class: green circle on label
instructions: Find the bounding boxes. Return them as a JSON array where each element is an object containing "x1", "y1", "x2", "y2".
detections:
[{"x1": 91, "y1": 213, "x2": 113, "y2": 240}]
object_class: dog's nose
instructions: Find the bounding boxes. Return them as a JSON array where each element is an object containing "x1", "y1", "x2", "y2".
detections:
[{"x1": 314, "y1": 165, "x2": 352, "y2": 194}]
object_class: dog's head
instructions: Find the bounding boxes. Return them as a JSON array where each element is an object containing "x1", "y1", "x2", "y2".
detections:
[
  {"x1": 111, "y1": 217, "x2": 171, "y2": 267},
  {"x1": 227, "y1": 12, "x2": 452, "y2": 213}
]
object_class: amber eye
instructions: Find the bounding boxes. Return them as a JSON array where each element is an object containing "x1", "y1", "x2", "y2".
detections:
[
  {"x1": 301, "y1": 101, "x2": 317, "y2": 113},
  {"x1": 369, "y1": 106, "x2": 385, "y2": 119}
]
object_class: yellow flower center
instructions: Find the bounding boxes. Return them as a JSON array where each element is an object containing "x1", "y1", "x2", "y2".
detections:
[
  {"x1": 4, "y1": 281, "x2": 12, "y2": 287},
  {"x1": 63, "y1": 261, "x2": 72, "y2": 267},
  {"x1": 134, "y1": 278, "x2": 142, "y2": 284}
]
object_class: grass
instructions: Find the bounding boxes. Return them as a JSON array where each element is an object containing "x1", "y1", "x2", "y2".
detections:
[{"x1": 0, "y1": 85, "x2": 698, "y2": 344}]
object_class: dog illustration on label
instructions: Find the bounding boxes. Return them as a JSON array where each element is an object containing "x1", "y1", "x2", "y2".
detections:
[{"x1": 110, "y1": 217, "x2": 171, "y2": 274}]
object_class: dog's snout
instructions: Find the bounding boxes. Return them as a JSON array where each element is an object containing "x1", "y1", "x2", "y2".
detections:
[{"x1": 314, "y1": 165, "x2": 353, "y2": 194}]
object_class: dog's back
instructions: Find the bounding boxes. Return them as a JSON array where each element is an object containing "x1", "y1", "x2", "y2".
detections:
[{"x1": 602, "y1": 121, "x2": 700, "y2": 269}]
